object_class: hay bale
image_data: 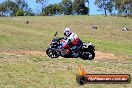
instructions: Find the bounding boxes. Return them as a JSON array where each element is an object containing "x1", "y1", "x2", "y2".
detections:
[
  {"x1": 91, "y1": 24, "x2": 97, "y2": 30},
  {"x1": 26, "y1": 21, "x2": 30, "y2": 24},
  {"x1": 122, "y1": 27, "x2": 129, "y2": 31}
]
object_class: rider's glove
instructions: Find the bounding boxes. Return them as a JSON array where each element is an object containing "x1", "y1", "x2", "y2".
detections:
[{"x1": 67, "y1": 39, "x2": 71, "y2": 46}]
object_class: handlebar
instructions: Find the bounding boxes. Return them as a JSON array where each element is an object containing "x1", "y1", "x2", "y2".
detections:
[{"x1": 54, "y1": 32, "x2": 58, "y2": 37}]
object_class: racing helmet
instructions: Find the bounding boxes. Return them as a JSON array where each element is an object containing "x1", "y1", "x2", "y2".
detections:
[{"x1": 64, "y1": 28, "x2": 72, "y2": 37}]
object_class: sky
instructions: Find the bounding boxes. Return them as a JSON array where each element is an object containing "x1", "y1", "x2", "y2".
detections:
[{"x1": 0, "y1": 0, "x2": 102, "y2": 15}]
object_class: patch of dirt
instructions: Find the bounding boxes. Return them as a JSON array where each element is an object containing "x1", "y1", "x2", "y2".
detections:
[
  {"x1": 0, "y1": 50, "x2": 46, "y2": 62},
  {"x1": 95, "y1": 51, "x2": 126, "y2": 61},
  {"x1": 0, "y1": 50, "x2": 45, "y2": 56},
  {"x1": 0, "y1": 50, "x2": 127, "y2": 61},
  {"x1": 0, "y1": 58, "x2": 30, "y2": 62}
]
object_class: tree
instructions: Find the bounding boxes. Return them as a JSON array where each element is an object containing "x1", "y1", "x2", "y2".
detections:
[
  {"x1": 127, "y1": 0, "x2": 132, "y2": 15},
  {"x1": 0, "y1": 3, "x2": 6, "y2": 16},
  {"x1": 43, "y1": 4, "x2": 54, "y2": 15},
  {"x1": 114, "y1": 0, "x2": 132, "y2": 15},
  {"x1": 25, "y1": 8, "x2": 35, "y2": 16},
  {"x1": 128, "y1": 5, "x2": 132, "y2": 15},
  {"x1": 0, "y1": 0, "x2": 18, "y2": 16},
  {"x1": 15, "y1": 0, "x2": 35, "y2": 16},
  {"x1": 52, "y1": 4, "x2": 62, "y2": 15},
  {"x1": 114, "y1": 0, "x2": 125, "y2": 14},
  {"x1": 0, "y1": 0, "x2": 34, "y2": 16},
  {"x1": 43, "y1": 3, "x2": 64, "y2": 16},
  {"x1": 94, "y1": 0, "x2": 116, "y2": 16},
  {"x1": 15, "y1": 0, "x2": 28, "y2": 10},
  {"x1": 57, "y1": 3, "x2": 64, "y2": 14},
  {"x1": 85, "y1": 0, "x2": 90, "y2": 15},
  {"x1": 72, "y1": 0, "x2": 88, "y2": 15},
  {"x1": 36, "y1": 0, "x2": 49, "y2": 13},
  {"x1": 16, "y1": 9, "x2": 24, "y2": 16},
  {"x1": 95, "y1": 0, "x2": 107, "y2": 16},
  {"x1": 61, "y1": 0, "x2": 72, "y2": 15},
  {"x1": 107, "y1": 0, "x2": 114, "y2": 15}
]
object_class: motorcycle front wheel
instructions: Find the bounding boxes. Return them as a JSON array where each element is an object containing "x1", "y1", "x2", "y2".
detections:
[{"x1": 46, "y1": 48, "x2": 59, "y2": 58}]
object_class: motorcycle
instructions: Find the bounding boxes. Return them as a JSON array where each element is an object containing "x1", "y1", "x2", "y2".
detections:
[{"x1": 46, "y1": 32, "x2": 95, "y2": 60}]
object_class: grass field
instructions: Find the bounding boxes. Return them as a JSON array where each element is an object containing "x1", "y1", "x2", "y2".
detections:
[{"x1": 0, "y1": 15, "x2": 132, "y2": 88}]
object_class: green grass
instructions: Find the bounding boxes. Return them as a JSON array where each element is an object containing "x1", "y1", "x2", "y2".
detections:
[
  {"x1": 0, "y1": 15, "x2": 132, "y2": 88},
  {"x1": 87, "y1": 37, "x2": 132, "y2": 56},
  {"x1": 0, "y1": 54, "x2": 132, "y2": 88},
  {"x1": 0, "y1": 16, "x2": 131, "y2": 56}
]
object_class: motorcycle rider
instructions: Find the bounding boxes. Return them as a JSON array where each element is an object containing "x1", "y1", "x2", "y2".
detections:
[{"x1": 63, "y1": 28, "x2": 83, "y2": 57}]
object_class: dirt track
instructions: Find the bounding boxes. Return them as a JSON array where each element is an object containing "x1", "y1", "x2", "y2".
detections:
[
  {"x1": 0, "y1": 50, "x2": 46, "y2": 56},
  {"x1": 0, "y1": 50, "x2": 126, "y2": 60},
  {"x1": 0, "y1": 49, "x2": 132, "y2": 65}
]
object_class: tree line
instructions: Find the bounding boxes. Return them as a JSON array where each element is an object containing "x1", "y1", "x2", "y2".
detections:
[
  {"x1": 43, "y1": 0, "x2": 89, "y2": 16},
  {"x1": 0, "y1": 0, "x2": 35, "y2": 16},
  {"x1": 0, "y1": 0, "x2": 131, "y2": 17},
  {"x1": 95, "y1": 0, "x2": 132, "y2": 16}
]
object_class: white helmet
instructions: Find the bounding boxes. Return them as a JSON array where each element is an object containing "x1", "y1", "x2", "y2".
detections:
[{"x1": 64, "y1": 28, "x2": 72, "y2": 37}]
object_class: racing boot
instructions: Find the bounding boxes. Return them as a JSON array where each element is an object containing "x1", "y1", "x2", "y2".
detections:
[
  {"x1": 70, "y1": 46, "x2": 79, "y2": 58},
  {"x1": 72, "y1": 52, "x2": 79, "y2": 58}
]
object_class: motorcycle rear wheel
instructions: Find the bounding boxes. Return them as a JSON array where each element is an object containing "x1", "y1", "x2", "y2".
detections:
[{"x1": 80, "y1": 50, "x2": 95, "y2": 60}]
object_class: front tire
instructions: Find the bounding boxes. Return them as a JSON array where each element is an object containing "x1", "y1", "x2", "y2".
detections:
[{"x1": 46, "y1": 48, "x2": 59, "y2": 58}]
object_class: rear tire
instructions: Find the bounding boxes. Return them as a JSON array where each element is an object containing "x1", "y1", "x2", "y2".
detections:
[
  {"x1": 80, "y1": 50, "x2": 95, "y2": 60},
  {"x1": 89, "y1": 50, "x2": 95, "y2": 60}
]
